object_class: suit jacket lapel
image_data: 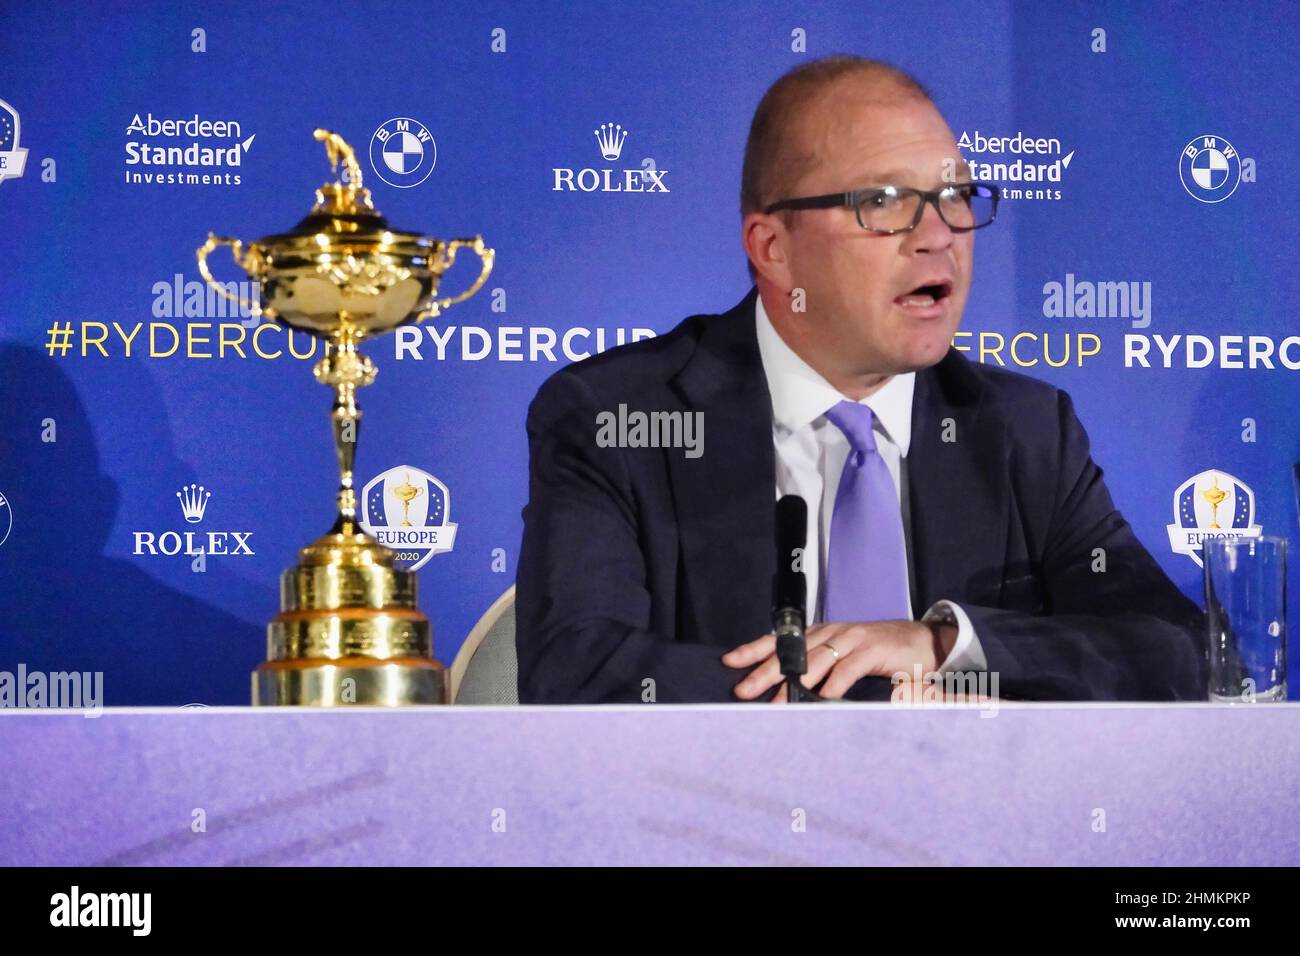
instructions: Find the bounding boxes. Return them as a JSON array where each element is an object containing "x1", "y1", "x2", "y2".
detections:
[
  {"x1": 666, "y1": 296, "x2": 1011, "y2": 639},
  {"x1": 667, "y1": 288, "x2": 776, "y2": 647},
  {"x1": 906, "y1": 348, "x2": 1010, "y2": 612}
]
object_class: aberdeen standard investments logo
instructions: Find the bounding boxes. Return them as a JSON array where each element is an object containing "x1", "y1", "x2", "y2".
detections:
[
  {"x1": 1179, "y1": 134, "x2": 1242, "y2": 203},
  {"x1": 1167, "y1": 469, "x2": 1262, "y2": 567},
  {"x1": 369, "y1": 117, "x2": 436, "y2": 188},
  {"x1": 0, "y1": 99, "x2": 29, "y2": 185},
  {"x1": 124, "y1": 112, "x2": 255, "y2": 187},
  {"x1": 359, "y1": 466, "x2": 458, "y2": 571},
  {"x1": 552, "y1": 121, "x2": 669, "y2": 193},
  {"x1": 956, "y1": 129, "x2": 1074, "y2": 201}
]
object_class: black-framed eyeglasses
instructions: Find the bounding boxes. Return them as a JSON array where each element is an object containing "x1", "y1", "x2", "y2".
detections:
[{"x1": 763, "y1": 181, "x2": 1000, "y2": 235}]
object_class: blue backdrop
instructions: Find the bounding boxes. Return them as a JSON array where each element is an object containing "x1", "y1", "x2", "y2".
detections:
[{"x1": 1, "y1": 0, "x2": 1297, "y2": 703}]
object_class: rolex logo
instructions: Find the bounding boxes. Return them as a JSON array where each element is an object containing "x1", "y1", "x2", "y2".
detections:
[
  {"x1": 176, "y1": 483, "x2": 211, "y2": 523},
  {"x1": 133, "y1": 482, "x2": 254, "y2": 557},
  {"x1": 552, "y1": 122, "x2": 669, "y2": 194},
  {"x1": 594, "y1": 122, "x2": 628, "y2": 161}
]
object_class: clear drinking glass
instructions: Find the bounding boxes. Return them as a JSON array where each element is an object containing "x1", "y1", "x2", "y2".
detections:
[{"x1": 1203, "y1": 536, "x2": 1288, "y2": 702}]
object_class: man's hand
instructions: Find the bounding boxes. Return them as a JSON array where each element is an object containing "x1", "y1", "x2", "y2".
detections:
[{"x1": 722, "y1": 619, "x2": 958, "y2": 702}]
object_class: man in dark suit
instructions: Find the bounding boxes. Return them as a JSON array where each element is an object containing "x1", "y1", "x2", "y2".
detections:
[{"x1": 516, "y1": 56, "x2": 1207, "y2": 704}]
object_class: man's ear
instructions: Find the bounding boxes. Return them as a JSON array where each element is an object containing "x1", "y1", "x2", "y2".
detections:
[{"x1": 742, "y1": 212, "x2": 794, "y2": 290}]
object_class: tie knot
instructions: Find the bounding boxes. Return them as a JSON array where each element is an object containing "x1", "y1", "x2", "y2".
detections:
[{"x1": 823, "y1": 400, "x2": 879, "y2": 454}]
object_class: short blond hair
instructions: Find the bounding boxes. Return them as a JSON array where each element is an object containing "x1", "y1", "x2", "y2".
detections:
[{"x1": 740, "y1": 56, "x2": 934, "y2": 280}]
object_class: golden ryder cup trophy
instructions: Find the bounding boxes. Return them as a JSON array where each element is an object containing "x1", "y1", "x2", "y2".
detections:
[{"x1": 196, "y1": 129, "x2": 493, "y2": 706}]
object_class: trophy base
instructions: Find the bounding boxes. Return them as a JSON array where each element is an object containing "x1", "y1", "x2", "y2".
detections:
[
  {"x1": 252, "y1": 656, "x2": 448, "y2": 706},
  {"x1": 252, "y1": 529, "x2": 449, "y2": 707}
]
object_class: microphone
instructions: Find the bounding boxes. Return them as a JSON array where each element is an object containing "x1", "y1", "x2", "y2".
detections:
[
  {"x1": 1292, "y1": 461, "x2": 1299, "y2": 530},
  {"x1": 772, "y1": 494, "x2": 820, "y2": 702}
]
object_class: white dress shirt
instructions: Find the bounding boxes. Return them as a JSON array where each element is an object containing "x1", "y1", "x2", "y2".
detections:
[{"x1": 754, "y1": 295, "x2": 987, "y2": 675}]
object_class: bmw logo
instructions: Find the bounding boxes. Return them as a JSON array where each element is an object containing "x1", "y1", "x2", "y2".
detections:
[
  {"x1": 0, "y1": 490, "x2": 11, "y2": 550},
  {"x1": 369, "y1": 117, "x2": 437, "y2": 189},
  {"x1": 1179, "y1": 134, "x2": 1241, "y2": 203}
]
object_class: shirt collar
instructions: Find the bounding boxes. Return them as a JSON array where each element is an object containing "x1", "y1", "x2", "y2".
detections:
[{"x1": 755, "y1": 293, "x2": 914, "y2": 455}]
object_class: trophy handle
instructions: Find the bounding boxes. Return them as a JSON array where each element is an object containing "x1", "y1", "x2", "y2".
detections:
[
  {"x1": 196, "y1": 233, "x2": 272, "y2": 319},
  {"x1": 418, "y1": 237, "x2": 495, "y2": 319}
]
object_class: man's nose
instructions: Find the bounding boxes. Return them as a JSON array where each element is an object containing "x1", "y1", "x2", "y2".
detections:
[{"x1": 905, "y1": 196, "x2": 955, "y2": 253}]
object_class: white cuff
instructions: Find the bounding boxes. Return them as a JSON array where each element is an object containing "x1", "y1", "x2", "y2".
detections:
[{"x1": 922, "y1": 600, "x2": 988, "y2": 674}]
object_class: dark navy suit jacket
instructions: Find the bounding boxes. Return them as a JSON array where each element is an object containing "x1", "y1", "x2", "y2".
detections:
[{"x1": 516, "y1": 289, "x2": 1208, "y2": 703}]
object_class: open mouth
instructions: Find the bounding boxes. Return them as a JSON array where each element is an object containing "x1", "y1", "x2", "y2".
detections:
[{"x1": 894, "y1": 280, "x2": 954, "y2": 311}]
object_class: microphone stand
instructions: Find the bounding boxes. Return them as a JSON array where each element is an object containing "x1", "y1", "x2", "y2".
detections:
[
  {"x1": 774, "y1": 606, "x2": 822, "y2": 703},
  {"x1": 772, "y1": 494, "x2": 822, "y2": 703}
]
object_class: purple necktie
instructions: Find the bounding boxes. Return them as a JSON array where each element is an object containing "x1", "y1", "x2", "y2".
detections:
[{"x1": 822, "y1": 400, "x2": 911, "y2": 623}]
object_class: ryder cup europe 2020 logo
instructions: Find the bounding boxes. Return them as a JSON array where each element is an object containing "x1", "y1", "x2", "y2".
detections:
[
  {"x1": 0, "y1": 99, "x2": 30, "y2": 185},
  {"x1": 1180, "y1": 135, "x2": 1241, "y2": 203},
  {"x1": 360, "y1": 466, "x2": 458, "y2": 570},
  {"x1": 1166, "y1": 469, "x2": 1262, "y2": 567},
  {"x1": 369, "y1": 118, "x2": 436, "y2": 188}
]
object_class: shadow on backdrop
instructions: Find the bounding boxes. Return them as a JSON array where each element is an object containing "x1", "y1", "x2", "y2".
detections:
[{"x1": 0, "y1": 342, "x2": 263, "y2": 704}]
